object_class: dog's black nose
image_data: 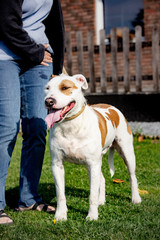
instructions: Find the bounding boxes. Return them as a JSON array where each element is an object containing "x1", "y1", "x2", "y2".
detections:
[{"x1": 45, "y1": 97, "x2": 56, "y2": 107}]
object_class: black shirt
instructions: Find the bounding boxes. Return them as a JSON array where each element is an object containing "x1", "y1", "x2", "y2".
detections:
[{"x1": 0, "y1": 0, "x2": 65, "y2": 75}]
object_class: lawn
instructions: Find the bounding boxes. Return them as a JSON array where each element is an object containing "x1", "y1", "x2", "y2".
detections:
[{"x1": 0, "y1": 133, "x2": 160, "y2": 240}]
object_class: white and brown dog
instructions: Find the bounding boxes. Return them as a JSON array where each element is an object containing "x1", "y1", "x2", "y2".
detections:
[{"x1": 44, "y1": 74, "x2": 141, "y2": 221}]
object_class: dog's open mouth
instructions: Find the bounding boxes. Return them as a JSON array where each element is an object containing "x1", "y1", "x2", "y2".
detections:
[{"x1": 45, "y1": 101, "x2": 76, "y2": 128}]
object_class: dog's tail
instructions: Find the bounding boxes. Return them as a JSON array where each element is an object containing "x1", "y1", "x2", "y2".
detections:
[{"x1": 108, "y1": 147, "x2": 115, "y2": 177}]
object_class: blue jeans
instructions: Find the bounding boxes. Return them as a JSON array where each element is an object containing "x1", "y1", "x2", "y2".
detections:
[{"x1": 0, "y1": 60, "x2": 52, "y2": 209}]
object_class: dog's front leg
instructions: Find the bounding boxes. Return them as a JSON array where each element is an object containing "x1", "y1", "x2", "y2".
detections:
[
  {"x1": 87, "y1": 163, "x2": 101, "y2": 220},
  {"x1": 52, "y1": 162, "x2": 68, "y2": 221}
]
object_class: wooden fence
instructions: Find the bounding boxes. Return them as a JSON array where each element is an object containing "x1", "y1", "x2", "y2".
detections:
[{"x1": 65, "y1": 25, "x2": 160, "y2": 94}]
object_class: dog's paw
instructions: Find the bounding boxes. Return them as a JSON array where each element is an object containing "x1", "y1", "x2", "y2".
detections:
[
  {"x1": 98, "y1": 199, "x2": 105, "y2": 206},
  {"x1": 55, "y1": 215, "x2": 67, "y2": 221},
  {"x1": 86, "y1": 212, "x2": 98, "y2": 221},
  {"x1": 86, "y1": 207, "x2": 98, "y2": 221},
  {"x1": 55, "y1": 209, "x2": 67, "y2": 221},
  {"x1": 55, "y1": 213, "x2": 67, "y2": 221},
  {"x1": 132, "y1": 195, "x2": 142, "y2": 204}
]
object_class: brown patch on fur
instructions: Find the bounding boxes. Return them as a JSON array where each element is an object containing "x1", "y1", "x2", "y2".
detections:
[
  {"x1": 94, "y1": 109, "x2": 107, "y2": 147},
  {"x1": 59, "y1": 80, "x2": 78, "y2": 95},
  {"x1": 125, "y1": 119, "x2": 132, "y2": 135},
  {"x1": 91, "y1": 104, "x2": 111, "y2": 109},
  {"x1": 105, "y1": 109, "x2": 120, "y2": 128}
]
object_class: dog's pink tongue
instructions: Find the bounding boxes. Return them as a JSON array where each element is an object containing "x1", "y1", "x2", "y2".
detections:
[{"x1": 45, "y1": 110, "x2": 61, "y2": 128}]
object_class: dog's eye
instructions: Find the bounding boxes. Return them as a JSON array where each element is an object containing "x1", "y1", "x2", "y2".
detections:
[
  {"x1": 46, "y1": 86, "x2": 50, "y2": 90},
  {"x1": 62, "y1": 86, "x2": 69, "y2": 90}
]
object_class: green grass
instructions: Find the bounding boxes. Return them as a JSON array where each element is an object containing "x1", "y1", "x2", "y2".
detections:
[{"x1": 0, "y1": 133, "x2": 160, "y2": 240}]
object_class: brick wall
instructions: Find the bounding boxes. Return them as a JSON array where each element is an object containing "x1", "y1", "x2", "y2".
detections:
[
  {"x1": 61, "y1": 0, "x2": 95, "y2": 45},
  {"x1": 144, "y1": 0, "x2": 160, "y2": 41}
]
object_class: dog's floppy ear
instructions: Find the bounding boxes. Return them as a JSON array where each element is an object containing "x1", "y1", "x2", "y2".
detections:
[{"x1": 73, "y1": 74, "x2": 88, "y2": 90}]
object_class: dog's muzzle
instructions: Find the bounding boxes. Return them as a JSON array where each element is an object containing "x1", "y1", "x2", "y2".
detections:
[{"x1": 45, "y1": 97, "x2": 57, "y2": 109}]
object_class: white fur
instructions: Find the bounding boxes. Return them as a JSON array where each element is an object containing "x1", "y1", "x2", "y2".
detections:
[{"x1": 45, "y1": 74, "x2": 141, "y2": 221}]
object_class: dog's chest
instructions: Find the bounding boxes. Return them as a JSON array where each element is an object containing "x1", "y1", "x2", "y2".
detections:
[
  {"x1": 57, "y1": 135, "x2": 91, "y2": 164},
  {"x1": 50, "y1": 125, "x2": 96, "y2": 164},
  {"x1": 50, "y1": 127, "x2": 87, "y2": 164}
]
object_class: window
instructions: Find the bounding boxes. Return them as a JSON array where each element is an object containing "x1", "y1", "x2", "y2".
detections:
[{"x1": 103, "y1": 0, "x2": 144, "y2": 43}]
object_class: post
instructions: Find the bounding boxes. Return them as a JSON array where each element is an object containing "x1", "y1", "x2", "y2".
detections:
[
  {"x1": 152, "y1": 25, "x2": 159, "y2": 92},
  {"x1": 135, "y1": 26, "x2": 142, "y2": 92},
  {"x1": 111, "y1": 28, "x2": 118, "y2": 93},
  {"x1": 123, "y1": 27, "x2": 130, "y2": 92},
  {"x1": 88, "y1": 31, "x2": 96, "y2": 93},
  {"x1": 76, "y1": 31, "x2": 84, "y2": 75},
  {"x1": 100, "y1": 29, "x2": 107, "y2": 93},
  {"x1": 65, "y1": 32, "x2": 72, "y2": 76}
]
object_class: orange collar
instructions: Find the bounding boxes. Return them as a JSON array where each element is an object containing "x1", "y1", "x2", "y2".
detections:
[{"x1": 65, "y1": 105, "x2": 86, "y2": 121}]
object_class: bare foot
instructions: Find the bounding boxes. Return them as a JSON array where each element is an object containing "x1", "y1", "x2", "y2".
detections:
[
  {"x1": 16, "y1": 203, "x2": 55, "y2": 213},
  {"x1": 0, "y1": 210, "x2": 13, "y2": 225},
  {"x1": 35, "y1": 204, "x2": 55, "y2": 212}
]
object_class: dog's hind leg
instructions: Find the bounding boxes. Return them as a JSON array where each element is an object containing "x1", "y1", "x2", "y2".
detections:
[
  {"x1": 52, "y1": 163, "x2": 68, "y2": 221},
  {"x1": 108, "y1": 146, "x2": 115, "y2": 177},
  {"x1": 113, "y1": 136, "x2": 141, "y2": 204},
  {"x1": 98, "y1": 172, "x2": 106, "y2": 206}
]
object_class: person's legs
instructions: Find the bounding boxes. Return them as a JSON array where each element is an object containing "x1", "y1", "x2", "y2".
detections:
[
  {"x1": 0, "y1": 60, "x2": 21, "y2": 224},
  {"x1": 19, "y1": 63, "x2": 52, "y2": 208}
]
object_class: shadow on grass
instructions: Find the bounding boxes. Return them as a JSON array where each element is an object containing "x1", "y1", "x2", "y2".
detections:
[
  {"x1": 106, "y1": 192, "x2": 131, "y2": 203},
  {"x1": 5, "y1": 183, "x2": 89, "y2": 210},
  {"x1": 5, "y1": 183, "x2": 131, "y2": 214},
  {"x1": 6, "y1": 186, "x2": 20, "y2": 209}
]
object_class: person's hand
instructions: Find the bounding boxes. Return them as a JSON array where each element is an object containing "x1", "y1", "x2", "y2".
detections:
[{"x1": 41, "y1": 44, "x2": 53, "y2": 66}]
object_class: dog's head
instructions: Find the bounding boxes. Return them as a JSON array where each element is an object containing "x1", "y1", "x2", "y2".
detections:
[{"x1": 44, "y1": 74, "x2": 88, "y2": 128}]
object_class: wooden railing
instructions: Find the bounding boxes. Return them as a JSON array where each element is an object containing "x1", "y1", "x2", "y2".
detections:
[{"x1": 65, "y1": 25, "x2": 160, "y2": 94}]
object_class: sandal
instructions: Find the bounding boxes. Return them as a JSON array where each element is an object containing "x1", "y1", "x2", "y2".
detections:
[
  {"x1": 0, "y1": 210, "x2": 13, "y2": 225},
  {"x1": 16, "y1": 202, "x2": 55, "y2": 214}
]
